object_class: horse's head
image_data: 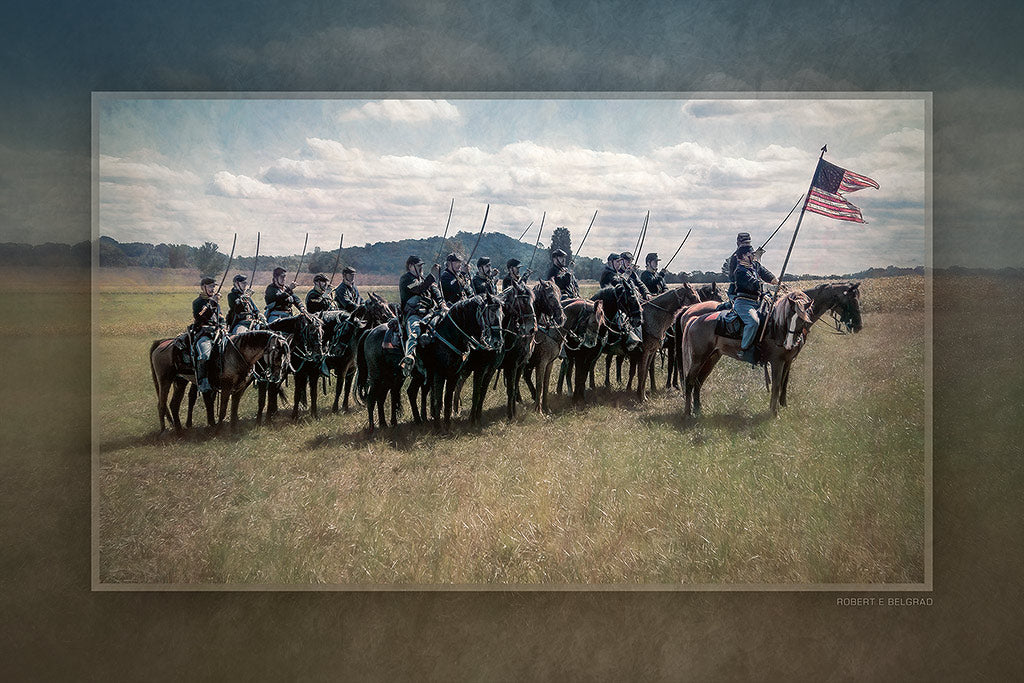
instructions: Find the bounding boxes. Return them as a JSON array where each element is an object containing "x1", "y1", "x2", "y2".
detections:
[
  {"x1": 615, "y1": 281, "x2": 643, "y2": 330},
  {"x1": 533, "y1": 279, "x2": 565, "y2": 326},
  {"x1": 477, "y1": 293, "x2": 505, "y2": 350},
  {"x1": 502, "y1": 282, "x2": 537, "y2": 336},
  {"x1": 834, "y1": 282, "x2": 863, "y2": 333},
  {"x1": 366, "y1": 293, "x2": 396, "y2": 326},
  {"x1": 699, "y1": 279, "x2": 723, "y2": 303},
  {"x1": 298, "y1": 312, "x2": 327, "y2": 357},
  {"x1": 673, "y1": 282, "x2": 702, "y2": 308},
  {"x1": 262, "y1": 332, "x2": 293, "y2": 382}
]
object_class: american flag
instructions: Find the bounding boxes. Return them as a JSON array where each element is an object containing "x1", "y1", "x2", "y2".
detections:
[{"x1": 806, "y1": 158, "x2": 879, "y2": 223}]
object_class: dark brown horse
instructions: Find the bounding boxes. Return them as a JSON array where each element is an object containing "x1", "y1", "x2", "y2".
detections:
[
  {"x1": 327, "y1": 293, "x2": 396, "y2": 414},
  {"x1": 681, "y1": 282, "x2": 862, "y2": 417},
  {"x1": 525, "y1": 298, "x2": 604, "y2": 414},
  {"x1": 498, "y1": 279, "x2": 563, "y2": 420},
  {"x1": 259, "y1": 314, "x2": 325, "y2": 422},
  {"x1": 149, "y1": 330, "x2": 289, "y2": 434},
  {"x1": 417, "y1": 295, "x2": 504, "y2": 432},
  {"x1": 627, "y1": 283, "x2": 702, "y2": 401},
  {"x1": 355, "y1": 318, "x2": 405, "y2": 434}
]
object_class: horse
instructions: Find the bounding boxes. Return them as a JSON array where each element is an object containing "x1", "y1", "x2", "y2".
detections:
[
  {"x1": 417, "y1": 295, "x2": 504, "y2": 432},
  {"x1": 355, "y1": 321, "x2": 405, "y2": 434},
  {"x1": 665, "y1": 280, "x2": 723, "y2": 390},
  {"x1": 525, "y1": 297, "x2": 604, "y2": 414},
  {"x1": 561, "y1": 282, "x2": 642, "y2": 405},
  {"x1": 627, "y1": 282, "x2": 702, "y2": 401},
  {"x1": 259, "y1": 313, "x2": 325, "y2": 422},
  {"x1": 681, "y1": 282, "x2": 862, "y2": 417},
  {"x1": 149, "y1": 330, "x2": 290, "y2": 434},
  {"x1": 327, "y1": 294, "x2": 396, "y2": 414},
  {"x1": 496, "y1": 279, "x2": 562, "y2": 420}
]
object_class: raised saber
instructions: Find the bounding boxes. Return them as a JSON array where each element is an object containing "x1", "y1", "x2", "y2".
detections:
[
  {"x1": 661, "y1": 228, "x2": 692, "y2": 272},
  {"x1": 215, "y1": 233, "x2": 237, "y2": 296},
  {"x1": 293, "y1": 232, "x2": 309, "y2": 287},
  {"x1": 631, "y1": 211, "x2": 649, "y2": 260},
  {"x1": 248, "y1": 232, "x2": 261, "y2": 289},
  {"x1": 434, "y1": 198, "x2": 455, "y2": 266},
  {"x1": 572, "y1": 209, "x2": 598, "y2": 260},
  {"x1": 466, "y1": 204, "x2": 490, "y2": 265},
  {"x1": 635, "y1": 212, "x2": 651, "y2": 264},
  {"x1": 525, "y1": 211, "x2": 545, "y2": 279},
  {"x1": 328, "y1": 234, "x2": 345, "y2": 287},
  {"x1": 517, "y1": 221, "x2": 534, "y2": 241}
]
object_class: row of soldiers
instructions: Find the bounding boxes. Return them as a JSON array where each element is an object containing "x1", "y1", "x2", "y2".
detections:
[{"x1": 189, "y1": 231, "x2": 779, "y2": 389}]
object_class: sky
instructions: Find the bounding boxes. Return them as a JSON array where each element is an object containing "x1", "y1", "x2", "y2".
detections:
[
  {"x1": 1, "y1": 1, "x2": 1022, "y2": 268},
  {"x1": 97, "y1": 96, "x2": 924, "y2": 275}
]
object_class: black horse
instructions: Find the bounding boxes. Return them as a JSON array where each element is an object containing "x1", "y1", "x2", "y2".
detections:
[
  {"x1": 417, "y1": 295, "x2": 504, "y2": 432},
  {"x1": 561, "y1": 282, "x2": 642, "y2": 405},
  {"x1": 259, "y1": 313, "x2": 325, "y2": 422},
  {"x1": 324, "y1": 294, "x2": 396, "y2": 414}
]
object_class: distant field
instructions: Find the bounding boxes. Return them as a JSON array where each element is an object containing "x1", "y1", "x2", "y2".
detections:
[{"x1": 94, "y1": 274, "x2": 928, "y2": 585}]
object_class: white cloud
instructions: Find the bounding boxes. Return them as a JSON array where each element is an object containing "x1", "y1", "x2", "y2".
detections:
[{"x1": 338, "y1": 99, "x2": 462, "y2": 123}]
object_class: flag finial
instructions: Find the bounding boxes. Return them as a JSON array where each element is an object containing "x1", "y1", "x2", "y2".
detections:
[{"x1": 820, "y1": 144, "x2": 827, "y2": 155}]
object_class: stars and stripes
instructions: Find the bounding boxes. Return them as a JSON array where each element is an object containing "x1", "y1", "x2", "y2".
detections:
[{"x1": 805, "y1": 158, "x2": 879, "y2": 223}]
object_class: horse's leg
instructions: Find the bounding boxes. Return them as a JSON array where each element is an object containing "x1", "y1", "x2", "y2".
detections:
[
  {"x1": 230, "y1": 391, "x2": 242, "y2": 434},
  {"x1": 693, "y1": 352, "x2": 722, "y2": 417},
  {"x1": 453, "y1": 374, "x2": 466, "y2": 417},
  {"x1": 443, "y1": 376, "x2": 455, "y2": 433},
  {"x1": 541, "y1": 360, "x2": 554, "y2": 414},
  {"x1": 183, "y1": 381, "x2": 197, "y2": 429},
  {"x1": 332, "y1": 365, "x2": 344, "y2": 413},
  {"x1": 648, "y1": 350, "x2": 657, "y2": 396},
  {"x1": 780, "y1": 362, "x2": 792, "y2": 408},
  {"x1": 407, "y1": 374, "x2": 421, "y2": 424},
  {"x1": 390, "y1": 382, "x2": 400, "y2": 427},
  {"x1": 523, "y1": 365, "x2": 538, "y2": 403},
  {"x1": 470, "y1": 369, "x2": 484, "y2": 425},
  {"x1": 203, "y1": 391, "x2": 216, "y2": 427},
  {"x1": 769, "y1": 360, "x2": 785, "y2": 416},
  {"x1": 616, "y1": 355, "x2": 624, "y2": 385},
  {"x1": 217, "y1": 388, "x2": 229, "y2": 429},
  {"x1": 504, "y1": 366, "x2": 516, "y2": 420},
  {"x1": 634, "y1": 350, "x2": 646, "y2": 400},
  {"x1": 170, "y1": 379, "x2": 187, "y2": 433},
  {"x1": 310, "y1": 373, "x2": 320, "y2": 420},
  {"x1": 430, "y1": 371, "x2": 443, "y2": 427}
]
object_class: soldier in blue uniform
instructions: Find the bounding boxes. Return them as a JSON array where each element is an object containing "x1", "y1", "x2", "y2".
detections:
[
  {"x1": 723, "y1": 232, "x2": 777, "y2": 303},
  {"x1": 599, "y1": 253, "x2": 621, "y2": 288},
  {"x1": 472, "y1": 257, "x2": 497, "y2": 295},
  {"x1": 305, "y1": 273, "x2": 338, "y2": 314},
  {"x1": 333, "y1": 266, "x2": 362, "y2": 313},
  {"x1": 639, "y1": 252, "x2": 667, "y2": 296},
  {"x1": 546, "y1": 248, "x2": 580, "y2": 300},
  {"x1": 501, "y1": 258, "x2": 523, "y2": 291},
  {"x1": 264, "y1": 267, "x2": 306, "y2": 322},
  {"x1": 618, "y1": 251, "x2": 651, "y2": 301},
  {"x1": 440, "y1": 252, "x2": 467, "y2": 305},
  {"x1": 226, "y1": 274, "x2": 264, "y2": 333},
  {"x1": 191, "y1": 276, "x2": 227, "y2": 393},
  {"x1": 733, "y1": 245, "x2": 767, "y2": 367},
  {"x1": 398, "y1": 255, "x2": 443, "y2": 373}
]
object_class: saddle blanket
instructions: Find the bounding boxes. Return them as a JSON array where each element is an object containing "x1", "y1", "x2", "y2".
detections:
[{"x1": 700, "y1": 310, "x2": 765, "y2": 340}]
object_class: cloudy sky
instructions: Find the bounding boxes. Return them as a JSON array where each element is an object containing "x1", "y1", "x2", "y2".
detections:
[{"x1": 97, "y1": 96, "x2": 924, "y2": 275}]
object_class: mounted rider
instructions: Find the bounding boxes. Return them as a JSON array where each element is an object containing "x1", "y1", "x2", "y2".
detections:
[
  {"x1": 305, "y1": 273, "x2": 339, "y2": 314},
  {"x1": 599, "y1": 253, "x2": 622, "y2": 288},
  {"x1": 472, "y1": 257, "x2": 497, "y2": 296},
  {"x1": 733, "y1": 244, "x2": 769, "y2": 367},
  {"x1": 501, "y1": 258, "x2": 524, "y2": 291},
  {"x1": 264, "y1": 267, "x2": 306, "y2": 322},
  {"x1": 226, "y1": 274, "x2": 264, "y2": 333},
  {"x1": 440, "y1": 252, "x2": 467, "y2": 305},
  {"x1": 191, "y1": 276, "x2": 227, "y2": 393},
  {"x1": 723, "y1": 232, "x2": 778, "y2": 304},
  {"x1": 618, "y1": 251, "x2": 652, "y2": 301},
  {"x1": 399, "y1": 255, "x2": 443, "y2": 374},
  {"x1": 546, "y1": 248, "x2": 580, "y2": 300},
  {"x1": 333, "y1": 266, "x2": 362, "y2": 313},
  {"x1": 640, "y1": 252, "x2": 668, "y2": 295}
]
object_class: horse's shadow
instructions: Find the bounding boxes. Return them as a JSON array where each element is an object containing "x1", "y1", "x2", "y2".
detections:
[{"x1": 641, "y1": 410, "x2": 773, "y2": 434}]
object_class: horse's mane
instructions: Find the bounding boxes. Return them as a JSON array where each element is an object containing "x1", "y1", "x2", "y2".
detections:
[{"x1": 771, "y1": 289, "x2": 813, "y2": 329}]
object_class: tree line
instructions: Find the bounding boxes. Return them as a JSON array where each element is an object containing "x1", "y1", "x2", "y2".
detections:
[{"x1": 1, "y1": 236, "x2": 937, "y2": 282}]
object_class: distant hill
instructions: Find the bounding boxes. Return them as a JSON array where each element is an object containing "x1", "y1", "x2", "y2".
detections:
[{"x1": 3, "y1": 238, "x2": 1016, "y2": 280}]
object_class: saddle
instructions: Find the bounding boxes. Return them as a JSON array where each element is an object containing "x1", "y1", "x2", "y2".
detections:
[
  {"x1": 382, "y1": 318, "x2": 403, "y2": 351},
  {"x1": 702, "y1": 309, "x2": 766, "y2": 340}
]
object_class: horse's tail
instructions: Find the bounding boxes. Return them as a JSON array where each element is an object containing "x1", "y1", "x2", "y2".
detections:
[
  {"x1": 149, "y1": 339, "x2": 165, "y2": 397},
  {"x1": 356, "y1": 330, "x2": 369, "y2": 401}
]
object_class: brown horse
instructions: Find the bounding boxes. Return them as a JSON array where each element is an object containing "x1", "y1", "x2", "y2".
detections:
[
  {"x1": 665, "y1": 280, "x2": 722, "y2": 389},
  {"x1": 628, "y1": 283, "x2": 702, "y2": 401},
  {"x1": 681, "y1": 282, "x2": 862, "y2": 417},
  {"x1": 149, "y1": 330, "x2": 290, "y2": 433},
  {"x1": 525, "y1": 298, "x2": 605, "y2": 414}
]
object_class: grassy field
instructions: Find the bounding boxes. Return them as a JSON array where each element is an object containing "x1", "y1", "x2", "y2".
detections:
[{"x1": 95, "y1": 275, "x2": 927, "y2": 585}]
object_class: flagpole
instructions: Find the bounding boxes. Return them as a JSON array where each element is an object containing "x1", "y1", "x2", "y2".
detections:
[
  {"x1": 759, "y1": 146, "x2": 825, "y2": 342},
  {"x1": 771, "y1": 146, "x2": 826, "y2": 301}
]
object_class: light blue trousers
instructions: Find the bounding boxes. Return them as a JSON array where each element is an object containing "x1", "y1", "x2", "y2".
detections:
[{"x1": 733, "y1": 298, "x2": 760, "y2": 350}]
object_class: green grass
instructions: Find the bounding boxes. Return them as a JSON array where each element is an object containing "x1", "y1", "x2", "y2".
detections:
[{"x1": 95, "y1": 276, "x2": 927, "y2": 585}]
